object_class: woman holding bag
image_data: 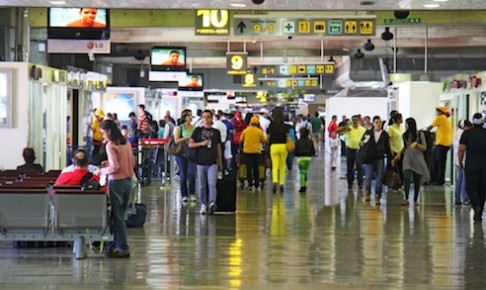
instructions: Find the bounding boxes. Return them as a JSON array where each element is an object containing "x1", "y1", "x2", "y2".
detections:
[
  {"x1": 174, "y1": 109, "x2": 196, "y2": 204},
  {"x1": 267, "y1": 108, "x2": 290, "y2": 194},
  {"x1": 400, "y1": 118, "x2": 430, "y2": 206}
]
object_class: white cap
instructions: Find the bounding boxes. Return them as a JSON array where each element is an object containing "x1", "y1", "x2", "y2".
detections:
[{"x1": 260, "y1": 108, "x2": 269, "y2": 114}]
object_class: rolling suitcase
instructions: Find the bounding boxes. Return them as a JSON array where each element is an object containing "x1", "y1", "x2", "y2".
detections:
[{"x1": 215, "y1": 170, "x2": 237, "y2": 213}]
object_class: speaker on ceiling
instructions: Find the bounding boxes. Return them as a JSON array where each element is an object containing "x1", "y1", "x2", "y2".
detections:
[{"x1": 394, "y1": 10, "x2": 410, "y2": 19}]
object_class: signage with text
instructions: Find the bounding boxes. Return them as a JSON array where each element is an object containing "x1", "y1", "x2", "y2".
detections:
[
  {"x1": 258, "y1": 77, "x2": 319, "y2": 88},
  {"x1": 226, "y1": 53, "x2": 248, "y2": 75},
  {"x1": 234, "y1": 16, "x2": 375, "y2": 37},
  {"x1": 195, "y1": 10, "x2": 229, "y2": 35},
  {"x1": 254, "y1": 63, "x2": 335, "y2": 76}
]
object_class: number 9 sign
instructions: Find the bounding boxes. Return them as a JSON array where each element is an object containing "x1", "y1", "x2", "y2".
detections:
[{"x1": 226, "y1": 53, "x2": 247, "y2": 75}]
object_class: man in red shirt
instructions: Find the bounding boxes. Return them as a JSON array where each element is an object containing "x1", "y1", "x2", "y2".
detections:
[
  {"x1": 327, "y1": 115, "x2": 338, "y2": 138},
  {"x1": 55, "y1": 149, "x2": 101, "y2": 187}
]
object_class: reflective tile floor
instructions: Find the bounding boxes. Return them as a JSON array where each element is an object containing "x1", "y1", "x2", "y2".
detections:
[{"x1": 1, "y1": 155, "x2": 486, "y2": 289}]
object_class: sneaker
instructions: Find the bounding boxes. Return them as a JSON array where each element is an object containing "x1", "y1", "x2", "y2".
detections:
[
  {"x1": 279, "y1": 186, "x2": 284, "y2": 194},
  {"x1": 200, "y1": 204, "x2": 207, "y2": 215},
  {"x1": 189, "y1": 195, "x2": 197, "y2": 202},
  {"x1": 208, "y1": 202, "x2": 217, "y2": 214},
  {"x1": 181, "y1": 196, "x2": 189, "y2": 204},
  {"x1": 106, "y1": 249, "x2": 130, "y2": 258},
  {"x1": 463, "y1": 201, "x2": 471, "y2": 206},
  {"x1": 248, "y1": 186, "x2": 254, "y2": 192},
  {"x1": 376, "y1": 195, "x2": 381, "y2": 205},
  {"x1": 365, "y1": 192, "x2": 371, "y2": 201},
  {"x1": 414, "y1": 201, "x2": 420, "y2": 206},
  {"x1": 299, "y1": 187, "x2": 305, "y2": 193},
  {"x1": 454, "y1": 201, "x2": 462, "y2": 205},
  {"x1": 255, "y1": 186, "x2": 261, "y2": 192},
  {"x1": 272, "y1": 184, "x2": 277, "y2": 194},
  {"x1": 401, "y1": 200, "x2": 409, "y2": 206}
]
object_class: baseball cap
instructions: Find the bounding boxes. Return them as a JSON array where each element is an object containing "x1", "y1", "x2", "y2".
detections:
[
  {"x1": 259, "y1": 108, "x2": 269, "y2": 114},
  {"x1": 435, "y1": 106, "x2": 448, "y2": 115},
  {"x1": 250, "y1": 116, "x2": 260, "y2": 125}
]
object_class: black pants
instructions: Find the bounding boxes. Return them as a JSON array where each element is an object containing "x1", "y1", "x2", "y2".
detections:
[
  {"x1": 403, "y1": 169, "x2": 421, "y2": 201},
  {"x1": 431, "y1": 145, "x2": 450, "y2": 185},
  {"x1": 465, "y1": 162, "x2": 486, "y2": 217},
  {"x1": 346, "y1": 148, "x2": 363, "y2": 188},
  {"x1": 245, "y1": 153, "x2": 261, "y2": 188}
]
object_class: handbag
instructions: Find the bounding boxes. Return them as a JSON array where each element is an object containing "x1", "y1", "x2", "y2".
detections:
[
  {"x1": 166, "y1": 139, "x2": 184, "y2": 156},
  {"x1": 184, "y1": 143, "x2": 197, "y2": 162},
  {"x1": 383, "y1": 166, "x2": 401, "y2": 190},
  {"x1": 286, "y1": 136, "x2": 295, "y2": 152},
  {"x1": 165, "y1": 126, "x2": 185, "y2": 156}
]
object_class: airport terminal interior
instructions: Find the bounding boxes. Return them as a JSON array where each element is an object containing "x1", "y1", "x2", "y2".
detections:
[{"x1": 1, "y1": 0, "x2": 486, "y2": 289}]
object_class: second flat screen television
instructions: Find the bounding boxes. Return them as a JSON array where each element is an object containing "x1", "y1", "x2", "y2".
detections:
[
  {"x1": 178, "y1": 74, "x2": 204, "y2": 91},
  {"x1": 151, "y1": 47, "x2": 187, "y2": 72}
]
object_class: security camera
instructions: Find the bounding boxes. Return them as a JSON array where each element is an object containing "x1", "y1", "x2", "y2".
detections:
[
  {"x1": 252, "y1": 0, "x2": 265, "y2": 4},
  {"x1": 287, "y1": 36, "x2": 293, "y2": 40}
]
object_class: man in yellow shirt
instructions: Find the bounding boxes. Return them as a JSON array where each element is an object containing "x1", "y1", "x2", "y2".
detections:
[
  {"x1": 387, "y1": 113, "x2": 405, "y2": 181},
  {"x1": 240, "y1": 116, "x2": 267, "y2": 191},
  {"x1": 338, "y1": 115, "x2": 366, "y2": 189},
  {"x1": 427, "y1": 106, "x2": 452, "y2": 185}
]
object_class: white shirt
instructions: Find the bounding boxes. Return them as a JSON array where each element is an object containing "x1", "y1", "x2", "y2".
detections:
[
  {"x1": 453, "y1": 128, "x2": 465, "y2": 167},
  {"x1": 373, "y1": 130, "x2": 383, "y2": 143},
  {"x1": 259, "y1": 115, "x2": 271, "y2": 137},
  {"x1": 212, "y1": 120, "x2": 227, "y2": 143},
  {"x1": 296, "y1": 121, "x2": 312, "y2": 139}
]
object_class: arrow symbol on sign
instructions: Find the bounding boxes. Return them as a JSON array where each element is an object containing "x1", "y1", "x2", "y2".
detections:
[{"x1": 237, "y1": 21, "x2": 247, "y2": 33}]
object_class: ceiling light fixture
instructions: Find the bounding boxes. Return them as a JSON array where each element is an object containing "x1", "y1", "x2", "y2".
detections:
[
  {"x1": 49, "y1": 0, "x2": 66, "y2": 4},
  {"x1": 354, "y1": 49, "x2": 364, "y2": 59},
  {"x1": 433, "y1": 0, "x2": 448, "y2": 2},
  {"x1": 381, "y1": 27, "x2": 394, "y2": 41},
  {"x1": 230, "y1": 3, "x2": 247, "y2": 7},
  {"x1": 363, "y1": 39, "x2": 375, "y2": 51},
  {"x1": 251, "y1": 0, "x2": 265, "y2": 4},
  {"x1": 423, "y1": 3, "x2": 440, "y2": 8}
]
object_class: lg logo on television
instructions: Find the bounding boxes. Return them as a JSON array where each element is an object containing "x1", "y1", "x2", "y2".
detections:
[{"x1": 86, "y1": 41, "x2": 104, "y2": 50}]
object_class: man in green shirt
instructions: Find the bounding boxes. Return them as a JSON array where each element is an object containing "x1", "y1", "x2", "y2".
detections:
[
  {"x1": 310, "y1": 112, "x2": 324, "y2": 155},
  {"x1": 338, "y1": 115, "x2": 366, "y2": 189}
]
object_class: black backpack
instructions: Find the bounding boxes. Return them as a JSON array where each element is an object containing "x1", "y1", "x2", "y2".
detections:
[{"x1": 79, "y1": 172, "x2": 102, "y2": 191}]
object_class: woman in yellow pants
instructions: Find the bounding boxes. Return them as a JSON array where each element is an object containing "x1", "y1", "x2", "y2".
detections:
[{"x1": 267, "y1": 108, "x2": 290, "y2": 193}]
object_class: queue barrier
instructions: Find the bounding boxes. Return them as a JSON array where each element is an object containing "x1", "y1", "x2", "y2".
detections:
[{"x1": 137, "y1": 138, "x2": 174, "y2": 187}]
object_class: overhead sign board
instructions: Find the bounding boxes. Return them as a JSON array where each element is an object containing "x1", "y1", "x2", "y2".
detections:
[
  {"x1": 226, "y1": 53, "x2": 248, "y2": 75},
  {"x1": 383, "y1": 18, "x2": 421, "y2": 25},
  {"x1": 195, "y1": 10, "x2": 229, "y2": 35},
  {"x1": 258, "y1": 77, "x2": 320, "y2": 89},
  {"x1": 234, "y1": 16, "x2": 375, "y2": 37},
  {"x1": 242, "y1": 73, "x2": 257, "y2": 88},
  {"x1": 254, "y1": 63, "x2": 335, "y2": 76}
]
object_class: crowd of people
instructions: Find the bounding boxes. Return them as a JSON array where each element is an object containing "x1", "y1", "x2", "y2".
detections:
[
  {"x1": 328, "y1": 106, "x2": 486, "y2": 223},
  {"x1": 13, "y1": 102, "x2": 486, "y2": 260}
]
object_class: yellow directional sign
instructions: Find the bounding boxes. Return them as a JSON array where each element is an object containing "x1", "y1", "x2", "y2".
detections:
[
  {"x1": 242, "y1": 73, "x2": 257, "y2": 88},
  {"x1": 298, "y1": 21, "x2": 311, "y2": 34},
  {"x1": 313, "y1": 21, "x2": 326, "y2": 33},
  {"x1": 324, "y1": 64, "x2": 335, "y2": 74},
  {"x1": 360, "y1": 21, "x2": 374, "y2": 35},
  {"x1": 297, "y1": 65, "x2": 306, "y2": 74},
  {"x1": 226, "y1": 53, "x2": 247, "y2": 75},
  {"x1": 344, "y1": 21, "x2": 357, "y2": 34},
  {"x1": 288, "y1": 65, "x2": 297, "y2": 74},
  {"x1": 316, "y1": 65, "x2": 325, "y2": 74}
]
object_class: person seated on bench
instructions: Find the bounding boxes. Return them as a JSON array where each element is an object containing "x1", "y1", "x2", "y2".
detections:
[
  {"x1": 55, "y1": 149, "x2": 102, "y2": 188},
  {"x1": 61, "y1": 149, "x2": 100, "y2": 174},
  {"x1": 17, "y1": 147, "x2": 44, "y2": 172}
]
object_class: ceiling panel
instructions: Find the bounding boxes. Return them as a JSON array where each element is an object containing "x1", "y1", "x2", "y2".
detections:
[{"x1": 2, "y1": 0, "x2": 486, "y2": 10}]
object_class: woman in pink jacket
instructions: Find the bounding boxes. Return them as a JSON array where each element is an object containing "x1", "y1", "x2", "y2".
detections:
[{"x1": 95, "y1": 120, "x2": 135, "y2": 258}]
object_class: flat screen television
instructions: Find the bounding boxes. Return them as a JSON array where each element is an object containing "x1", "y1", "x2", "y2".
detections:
[
  {"x1": 178, "y1": 73, "x2": 203, "y2": 91},
  {"x1": 235, "y1": 96, "x2": 247, "y2": 104},
  {"x1": 48, "y1": 8, "x2": 110, "y2": 40},
  {"x1": 303, "y1": 94, "x2": 316, "y2": 102},
  {"x1": 151, "y1": 47, "x2": 187, "y2": 72}
]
